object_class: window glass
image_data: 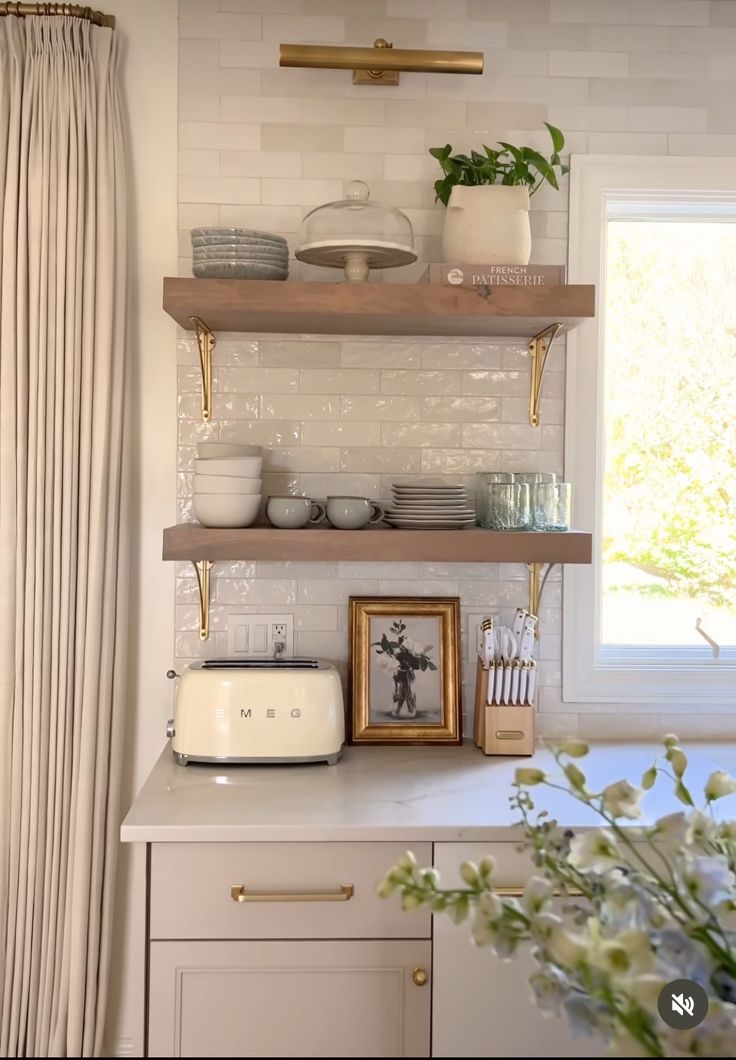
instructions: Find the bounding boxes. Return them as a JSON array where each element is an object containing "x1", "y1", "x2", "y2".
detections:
[{"x1": 601, "y1": 218, "x2": 736, "y2": 655}]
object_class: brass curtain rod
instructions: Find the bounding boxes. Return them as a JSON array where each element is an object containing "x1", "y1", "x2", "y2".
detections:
[{"x1": 0, "y1": 3, "x2": 114, "y2": 29}]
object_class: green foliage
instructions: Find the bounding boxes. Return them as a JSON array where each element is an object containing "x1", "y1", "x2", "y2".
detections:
[
  {"x1": 429, "y1": 123, "x2": 569, "y2": 206},
  {"x1": 603, "y1": 222, "x2": 736, "y2": 613}
]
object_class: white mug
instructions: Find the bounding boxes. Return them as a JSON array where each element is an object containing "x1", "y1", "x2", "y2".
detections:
[
  {"x1": 326, "y1": 496, "x2": 385, "y2": 530},
  {"x1": 266, "y1": 496, "x2": 326, "y2": 530}
]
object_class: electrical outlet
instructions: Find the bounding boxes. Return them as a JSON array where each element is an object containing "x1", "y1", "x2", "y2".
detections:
[{"x1": 226, "y1": 614, "x2": 294, "y2": 659}]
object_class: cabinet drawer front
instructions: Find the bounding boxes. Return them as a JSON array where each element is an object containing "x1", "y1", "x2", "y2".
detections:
[
  {"x1": 149, "y1": 939, "x2": 431, "y2": 1058},
  {"x1": 150, "y1": 842, "x2": 431, "y2": 939}
]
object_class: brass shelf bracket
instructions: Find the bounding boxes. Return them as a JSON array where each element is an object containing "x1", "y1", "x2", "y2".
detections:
[
  {"x1": 528, "y1": 322, "x2": 564, "y2": 428},
  {"x1": 191, "y1": 316, "x2": 216, "y2": 422},
  {"x1": 527, "y1": 561, "x2": 557, "y2": 632},
  {"x1": 193, "y1": 560, "x2": 215, "y2": 641}
]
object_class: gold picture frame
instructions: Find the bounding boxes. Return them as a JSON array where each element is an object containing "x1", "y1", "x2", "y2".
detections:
[{"x1": 348, "y1": 597, "x2": 462, "y2": 745}]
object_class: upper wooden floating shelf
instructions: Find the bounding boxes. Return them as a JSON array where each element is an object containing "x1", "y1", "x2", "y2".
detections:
[
  {"x1": 163, "y1": 525, "x2": 592, "y2": 565},
  {"x1": 163, "y1": 278, "x2": 595, "y2": 337}
]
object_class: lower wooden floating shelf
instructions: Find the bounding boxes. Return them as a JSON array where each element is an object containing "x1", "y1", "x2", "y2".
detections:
[{"x1": 163, "y1": 525, "x2": 592, "y2": 564}]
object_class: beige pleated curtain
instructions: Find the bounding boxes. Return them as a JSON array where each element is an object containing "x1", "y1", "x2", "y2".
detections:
[{"x1": 0, "y1": 14, "x2": 127, "y2": 1057}]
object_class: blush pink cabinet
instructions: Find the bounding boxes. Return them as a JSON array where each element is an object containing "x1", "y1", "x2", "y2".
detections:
[
  {"x1": 149, "y1": 939, "x2": 431, "y2": 1057},
  {"x1": 146, "y1": 842, "x2": 432, "y2": 1058}
]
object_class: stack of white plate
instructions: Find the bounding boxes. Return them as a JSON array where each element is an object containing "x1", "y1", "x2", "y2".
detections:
[
  {"x1": 191, "y1": 228, "x2": 289, "y2": 280},
  {"x1": 193, "y1": 442, "x2": 263, "y2": 527},
  {"x1": 386, "y1": 483, "x2": 475, "y2": 529}
]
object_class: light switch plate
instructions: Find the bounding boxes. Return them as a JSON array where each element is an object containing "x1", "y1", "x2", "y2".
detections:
[{"x1": 226, "y1": 613, "x2": 294, "y2": 659}]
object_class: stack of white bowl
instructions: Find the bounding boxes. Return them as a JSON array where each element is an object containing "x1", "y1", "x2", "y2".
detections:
[
  {"x1": 191, "y1": 227, "x2": 289, "y2": 280},
  {"x1": 193, "y1": 442, "x2": 263, "y2": 528}
]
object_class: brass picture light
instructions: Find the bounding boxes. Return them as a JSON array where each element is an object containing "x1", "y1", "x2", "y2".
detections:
[{"x1": 279, "y1": 38, "x2": 484, "y2": 86}]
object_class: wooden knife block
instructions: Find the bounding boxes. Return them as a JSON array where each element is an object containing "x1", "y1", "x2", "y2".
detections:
[{"x1": 473, "y1": 658, "x2": 535, "y2": 756}]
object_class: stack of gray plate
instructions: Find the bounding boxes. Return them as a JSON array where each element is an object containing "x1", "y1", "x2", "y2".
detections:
[{"x1": 191, "y1": 227, "x2": 289, "y2": 280}]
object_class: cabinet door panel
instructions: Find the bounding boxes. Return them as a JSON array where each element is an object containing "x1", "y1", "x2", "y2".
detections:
[
  {"x1": 432, "y1": 843, "x2": 605, "y2": 1058},
  {"x1": 149, "y1": 939, "x2": 430, "y2": 1058}
]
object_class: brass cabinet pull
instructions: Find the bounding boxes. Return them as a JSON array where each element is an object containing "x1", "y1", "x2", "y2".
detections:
[
  {"x1": 230, "y1": 883, "x2": 354, "y2": 903},
  {"x1": 494, "y1": 885, "x2": 583, "y2": 898},
  {"x1": 412, "y1": 967, "x2": 429, "y2": 987}
]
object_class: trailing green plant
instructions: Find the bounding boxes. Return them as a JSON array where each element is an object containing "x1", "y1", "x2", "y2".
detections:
[{"x1": 429, "y1": 123, "x2": 569, "y2": 207}]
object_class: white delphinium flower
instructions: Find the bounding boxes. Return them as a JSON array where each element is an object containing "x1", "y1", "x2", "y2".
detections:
[
  {"x1": 563, "y1": 994, "x2": 614, "y2": 1042},
  {"x1": 381, "y1": 736, "x2": 736, "y2": 1057},
  {"x1": 681, "y1": 853, "x2": 734, "y2": 908},
  {"x1": 522, "y1": 876, "x2": 553, "y2": 916},
  {"x1": 528, "y1": 964, "x2": 569, "y2": 1015},
  {"x1": 568, "y1": 829, "x2": 621, "y2": 873},
  {"x1": 600, "y1": 779, "x2": 643, "y2": 820},
  {"x1": 688, "y1": 808, "x2": 718, "y2": 847},
  {"x1": 706, "y1": 770, "x2": 736, "y2": 802}
]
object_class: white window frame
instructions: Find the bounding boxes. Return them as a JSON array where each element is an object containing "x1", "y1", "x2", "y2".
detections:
[{"x1": 564, "y1": 155, "x2": 736, "y2": 708}]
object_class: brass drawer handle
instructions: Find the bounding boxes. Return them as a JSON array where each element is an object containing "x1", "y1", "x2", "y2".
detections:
[
  {"x1": 412, "y1": 967, "x2": 429, "y2": 987},
  {"x1": 230, "y1": 883, "x2": 354, "y2": 903},
  {"x1": 494, "y1": 886, "x2": 583, "y2": 898}
]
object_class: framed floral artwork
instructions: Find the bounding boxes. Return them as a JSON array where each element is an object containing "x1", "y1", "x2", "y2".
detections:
[{"x1": 348, "y1": 597, "x2": 462, "y2": 745}]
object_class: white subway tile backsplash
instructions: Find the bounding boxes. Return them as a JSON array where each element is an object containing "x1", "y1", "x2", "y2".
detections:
[
  {"x1": 301, "y1": 369, "x2": 381, "y2": 394},
  {"x1": 461, "y1": 370, "x2": 528, "y2": 397},
  {"x1": 381, "y1": 422, "x2": 462, "y2": 448},
  {"x1": 344, "y1": 126, "x2": 425, "y2": 154},
  {"x1": 301, "y1": 152, "x2": 385, "y2": 179},
  {"x1": 302, "y1": 98, "x2": 386, "y2": 126},
  {"x1": 220, "y1": 365, "x2": 300, "y2": 394},
  {"x1": 179, "y1": 175, "x2": 260, "y2": 205},
  {"x1": 590, "y1": 24, "x2": 668, "y2": 51},
  {"x1": 381, "y1": 370, "x2": 459, "y2": 395},
  {"x1": 422, "y1": 396, "x2": 501, "y2": 421},
  {"x1": 216, "y1": 579, "x2": 299, "y2": 606},
  {"x1": 302, "y1": 421, "x2": 382, "y2": 447},
  {"x1": 180, "y1": 12, "x2": 261, "y2": 39},
  {"x1": 261, "y1": 178, "x2": 343, "y2": 205},
  {"x1": 421, "y1": 344, "x2": 504, "y2": 370},
  {"x1": 628, "y1": 106, "x2": 706, "y2": 132},
  {"x1": 261, "y1": 340, "x2": 341, "y2": 367},
  {"x1": 265, "y1": 447, "x2": 340, "y2": 473},
  {"x1": 421, "y1": 449, "x2": 501, "y2": 474},
  {"x1": 262, "y1": 395, "x2": 340, "y2": 419},
  {"x1": 550, "y1": 51, "x2": 629, "y2": 78},
  {"x1": 462, "y1": 423, "x2": 542, "y2": 450},
  {"x1": 298, "y1": 578, "x2": 379, "y2": 605},
  {"x1": 341, "y1": 447, "x2": 421, "y2": 473},
  {"x1": 341, "y1": 341, "x2": 422, "y2": 369},
  {"x1": 220, "y1": 96, "x2": 301, "y2": 123},
  {"x1": 261, "y1": 14, "x2": 345, "y2": 41},
  {"x1": 341, "y1": 395, "x2": 421, "y2": 421},
  {"x1": 427, "y1": 19, "x2": 508, "y2": 48},
  {"x1": 587, "y1": 130, "x2": 668, "y2": 153},
  {"x1": 178, "y1": 149, "x2": 219, "y2": 176},
  {"x1": 179, "y1": 93, "x2": 220, "y2": 122},
  {"x1": 389, "y1": 0, "x2": 466, "y2": 16},
  {"x1": 262, "y1": 124, "x2": 344, "y2": 152},
  {"x1": 220, "y1": 39, "x2": 280, "y2": 68},
  {"x1": 180, "y1": 122, "x2": 260, "y2": 151},
  {"x1": 220, "y1": 420, "x2": 301, "y2": 446},
  {"x1": 220, "y1": 150, "x2": 302, "y2": 177}
]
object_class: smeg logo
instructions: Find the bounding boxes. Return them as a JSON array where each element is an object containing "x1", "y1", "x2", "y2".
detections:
[{"x1": 239, "y1": 708, "x2": 302, "y2": 720}]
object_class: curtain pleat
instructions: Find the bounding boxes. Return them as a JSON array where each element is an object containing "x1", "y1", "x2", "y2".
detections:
[{"x1": 0, "y1": 15, "x2": 128, "y2": 1057}]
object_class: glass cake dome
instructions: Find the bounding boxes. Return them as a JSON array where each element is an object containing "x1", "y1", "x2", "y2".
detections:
[{"x1": 295, "y1": 180, "x2": 416, "y2": 282}]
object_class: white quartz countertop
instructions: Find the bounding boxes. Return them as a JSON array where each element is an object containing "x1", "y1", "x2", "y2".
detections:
[{"x1": 120, "y1": 741, "x2": 736, "y2": 843}]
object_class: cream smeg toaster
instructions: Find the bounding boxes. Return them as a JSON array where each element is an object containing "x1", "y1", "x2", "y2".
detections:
[{"x1": 167, "y1": 658, "x2": 345, "y2": 766}]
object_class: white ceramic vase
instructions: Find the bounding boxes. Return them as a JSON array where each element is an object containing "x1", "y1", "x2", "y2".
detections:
[{"x1": 441, "y1": 184, "x2": 532, "y2": 265}]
